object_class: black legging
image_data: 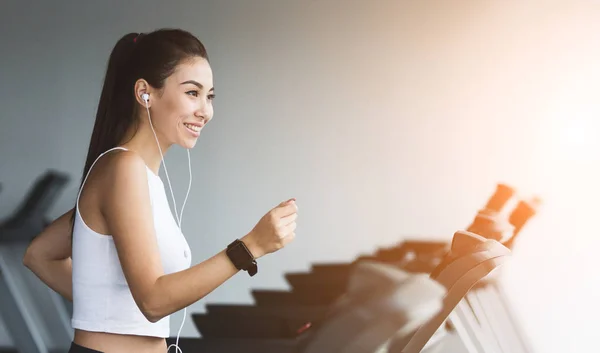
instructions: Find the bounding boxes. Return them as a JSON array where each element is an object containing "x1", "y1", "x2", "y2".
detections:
[{"x1": 68, "y1": 342, "x2": 103, "y2": 353}]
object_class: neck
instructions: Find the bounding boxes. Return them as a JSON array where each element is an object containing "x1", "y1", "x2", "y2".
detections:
[{"x1": 119, "y1": 118, "x2": 171, "y2": 176}]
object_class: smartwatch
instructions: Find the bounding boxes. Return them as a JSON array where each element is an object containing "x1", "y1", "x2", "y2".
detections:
[{"x1": 226, "y1": 239, "x2": 258, "y2": 277}]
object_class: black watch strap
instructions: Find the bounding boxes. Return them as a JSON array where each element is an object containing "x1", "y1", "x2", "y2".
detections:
[{"x1": 226, "y1": 239, "x2": 258, "y2": 277}]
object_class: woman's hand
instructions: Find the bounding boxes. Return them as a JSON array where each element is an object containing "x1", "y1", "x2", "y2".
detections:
[{"x1": 243, "y1": 198, "x2": 298, "y2": 259}]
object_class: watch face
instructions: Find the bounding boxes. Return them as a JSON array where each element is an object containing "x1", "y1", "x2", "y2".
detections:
[
  {"x1": 229, "y1": 242, "x2": 253, "y2": 268},
  {"x1": 231, "y1": 244, "x2": 246, "y2": 261}
]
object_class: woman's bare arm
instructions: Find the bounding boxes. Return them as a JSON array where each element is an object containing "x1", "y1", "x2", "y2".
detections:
[
  {"x1": 23, "y1": 208, "x2": 74, "y2": 301},
  {"x1": 103, "y1": 152, "x2": 273, "y2": 322}
]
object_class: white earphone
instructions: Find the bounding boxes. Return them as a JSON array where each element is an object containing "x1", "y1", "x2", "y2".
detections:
[{"x1": 141, "y1": 92, "x2": 192, "y2": 353}]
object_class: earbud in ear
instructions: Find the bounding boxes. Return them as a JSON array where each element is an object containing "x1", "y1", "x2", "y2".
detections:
[{"x1": 141, "y1": 93, "x2": 150, "y2": 102}]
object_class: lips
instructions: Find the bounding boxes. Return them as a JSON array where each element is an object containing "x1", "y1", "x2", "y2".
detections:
[{"x1": 183, "y1": 122, "x2": 203, "y2": 132}]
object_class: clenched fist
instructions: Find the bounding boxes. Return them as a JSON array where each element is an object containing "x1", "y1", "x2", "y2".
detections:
[{"x1": 242, "y1": 198, "x2": 298, "y2": 259}]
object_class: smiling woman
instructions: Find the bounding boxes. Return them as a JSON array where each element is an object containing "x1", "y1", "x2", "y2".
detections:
[{"x1": 22, "y1": 28, "x2": 299, "y2": 353}]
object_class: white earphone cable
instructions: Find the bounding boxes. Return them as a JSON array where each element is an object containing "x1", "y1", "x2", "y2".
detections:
[
  {"x1": 179, "y1": 149, "x2": 193, "y2": 227},
  {"x1": 144, "y1": 98, "x2": 192, "y2": 353},
  {"x1": 146, "y1": 102, "x2": 181, "y2": 225}
]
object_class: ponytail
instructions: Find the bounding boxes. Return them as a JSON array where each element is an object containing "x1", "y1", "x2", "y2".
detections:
[{"x1": 68, "y1": 32, "x2": 140, "y2": 232}]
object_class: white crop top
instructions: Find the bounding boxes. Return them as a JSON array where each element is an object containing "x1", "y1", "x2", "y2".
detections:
[{"x1": 71, "y1": 147, "x2": 192, "y2": 338}]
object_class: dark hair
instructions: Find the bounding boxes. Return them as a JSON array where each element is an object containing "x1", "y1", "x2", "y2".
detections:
[{"x1": 69, "y1": 28, "x2": 209, "y2": 233}]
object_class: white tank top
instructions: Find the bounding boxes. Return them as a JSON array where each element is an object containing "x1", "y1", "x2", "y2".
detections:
[{"x1": 71, "y1": 146, "x2": 192, "y2": 338}]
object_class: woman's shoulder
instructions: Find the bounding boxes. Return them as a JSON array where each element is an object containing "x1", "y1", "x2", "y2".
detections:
[
  {"x1": 78, "y1": 148, "x2": 151, "y2": 235},
  {"x1": 101, "y1": 149, "x2": 147, "y2": 181},
  {"x1": 95, "y1": 149, "x2": 150, "y2": 206}
]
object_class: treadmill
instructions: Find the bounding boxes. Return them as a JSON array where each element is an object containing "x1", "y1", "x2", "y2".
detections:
[
  {"x1": 179, "y1": 183, "x2": 537, "y2": 353},
  {"x1": 454, "y1": 184, "x2": 539, "y2": 353},
  {"x1": 0, "y1": 171, "x2": 73, "y2": 353},
  {"x1": 390, "y1": 230, "x2": 511, "y2": 353},
  {"x1": 172, "y1": 229, "x2": 511, "y2": 353}
]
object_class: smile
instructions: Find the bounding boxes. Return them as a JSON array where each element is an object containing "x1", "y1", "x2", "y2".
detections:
[{"x1": 184, "y1": 123, "x2": 201, "y2": 132}]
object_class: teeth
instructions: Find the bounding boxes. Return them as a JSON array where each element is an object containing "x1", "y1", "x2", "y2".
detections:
[{"x1": 184, "y1": 123, "x2": 200, "y2": 132}]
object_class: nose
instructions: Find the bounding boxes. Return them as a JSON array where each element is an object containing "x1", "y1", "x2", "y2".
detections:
[
  {"x1": 194, "y1": 102, "x2": 211, "y2": 123},
  {"x1": 194, "y1": 113, "x2": 211, "y2": 126}
]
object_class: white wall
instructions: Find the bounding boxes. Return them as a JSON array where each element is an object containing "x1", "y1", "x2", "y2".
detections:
[{"x1": 1, "y1": 0, "x2": 599, "y2": 351}]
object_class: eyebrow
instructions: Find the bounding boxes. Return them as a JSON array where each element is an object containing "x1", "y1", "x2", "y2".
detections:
[{"x1": 181, "y1": 80, "x2": 214, "y2": 92}]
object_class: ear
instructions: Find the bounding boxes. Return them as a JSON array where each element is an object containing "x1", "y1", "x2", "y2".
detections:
[{"x1": 134, "y1": 79, "x2": 152, "y2": 107}]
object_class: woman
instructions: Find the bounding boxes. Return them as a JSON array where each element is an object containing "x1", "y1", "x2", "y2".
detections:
[{"x1": 23, "y1": 28, "x2": 298, "y2": 353}]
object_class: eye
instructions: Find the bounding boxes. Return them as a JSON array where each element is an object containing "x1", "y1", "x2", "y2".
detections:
[
  {"x1": 186, "y1": 90, "x2": 199, "y2": 97},
  {"x1": 208, "y1": 94, "x2": 216, "y2": 101}
]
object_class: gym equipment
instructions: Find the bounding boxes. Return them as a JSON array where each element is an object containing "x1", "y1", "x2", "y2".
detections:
[
  {"x1": 0, "y1": 183, "x2": 16, "y2": 353},
  {"x1": 395, "y1": 183, "x2": 538, "y2": 353},
  {"x1": 458, "y1": 185, "x2": 540, "y2": 353},
  {"x1": 179, "y1": 183, "x2": 538, "y2": 353},
  {"x1": 390, "y1": 231, "x2": 511, "y2": 352},
  {"x1": 407, "y1": 183, "x2": 538, "y2": 353},
  {"x1": 0, "y1": 171, "x2": 73, "y2": 353},
  {"x1": 397, "y1": 183, "x2": 537, "y2": 353},
  {"x1": 170, "y1": 229, "x2": 508, "y2": 353}
]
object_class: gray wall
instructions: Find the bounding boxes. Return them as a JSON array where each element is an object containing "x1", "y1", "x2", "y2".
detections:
[{"x1": 2, "y1": 0, "x2": 600, "y2": 351}]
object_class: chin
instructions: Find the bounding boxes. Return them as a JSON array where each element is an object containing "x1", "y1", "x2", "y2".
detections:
[{"x1": 179, "y1": 138, "x2": 199, "y2": 149}]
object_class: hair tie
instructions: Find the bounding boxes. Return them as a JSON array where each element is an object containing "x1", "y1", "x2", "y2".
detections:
[{"x1": 133, "y1": 33, "x2": 144, "y2": 43}]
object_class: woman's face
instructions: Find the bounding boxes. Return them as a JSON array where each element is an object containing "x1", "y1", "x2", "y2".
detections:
[{"x1": 148, "y1": 57, "x2": 214, "y2": 149}]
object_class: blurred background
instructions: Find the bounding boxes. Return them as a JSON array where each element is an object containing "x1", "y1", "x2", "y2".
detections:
[{"x1": 1, "y1": 0, "x2": 599, "y2": 352}]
